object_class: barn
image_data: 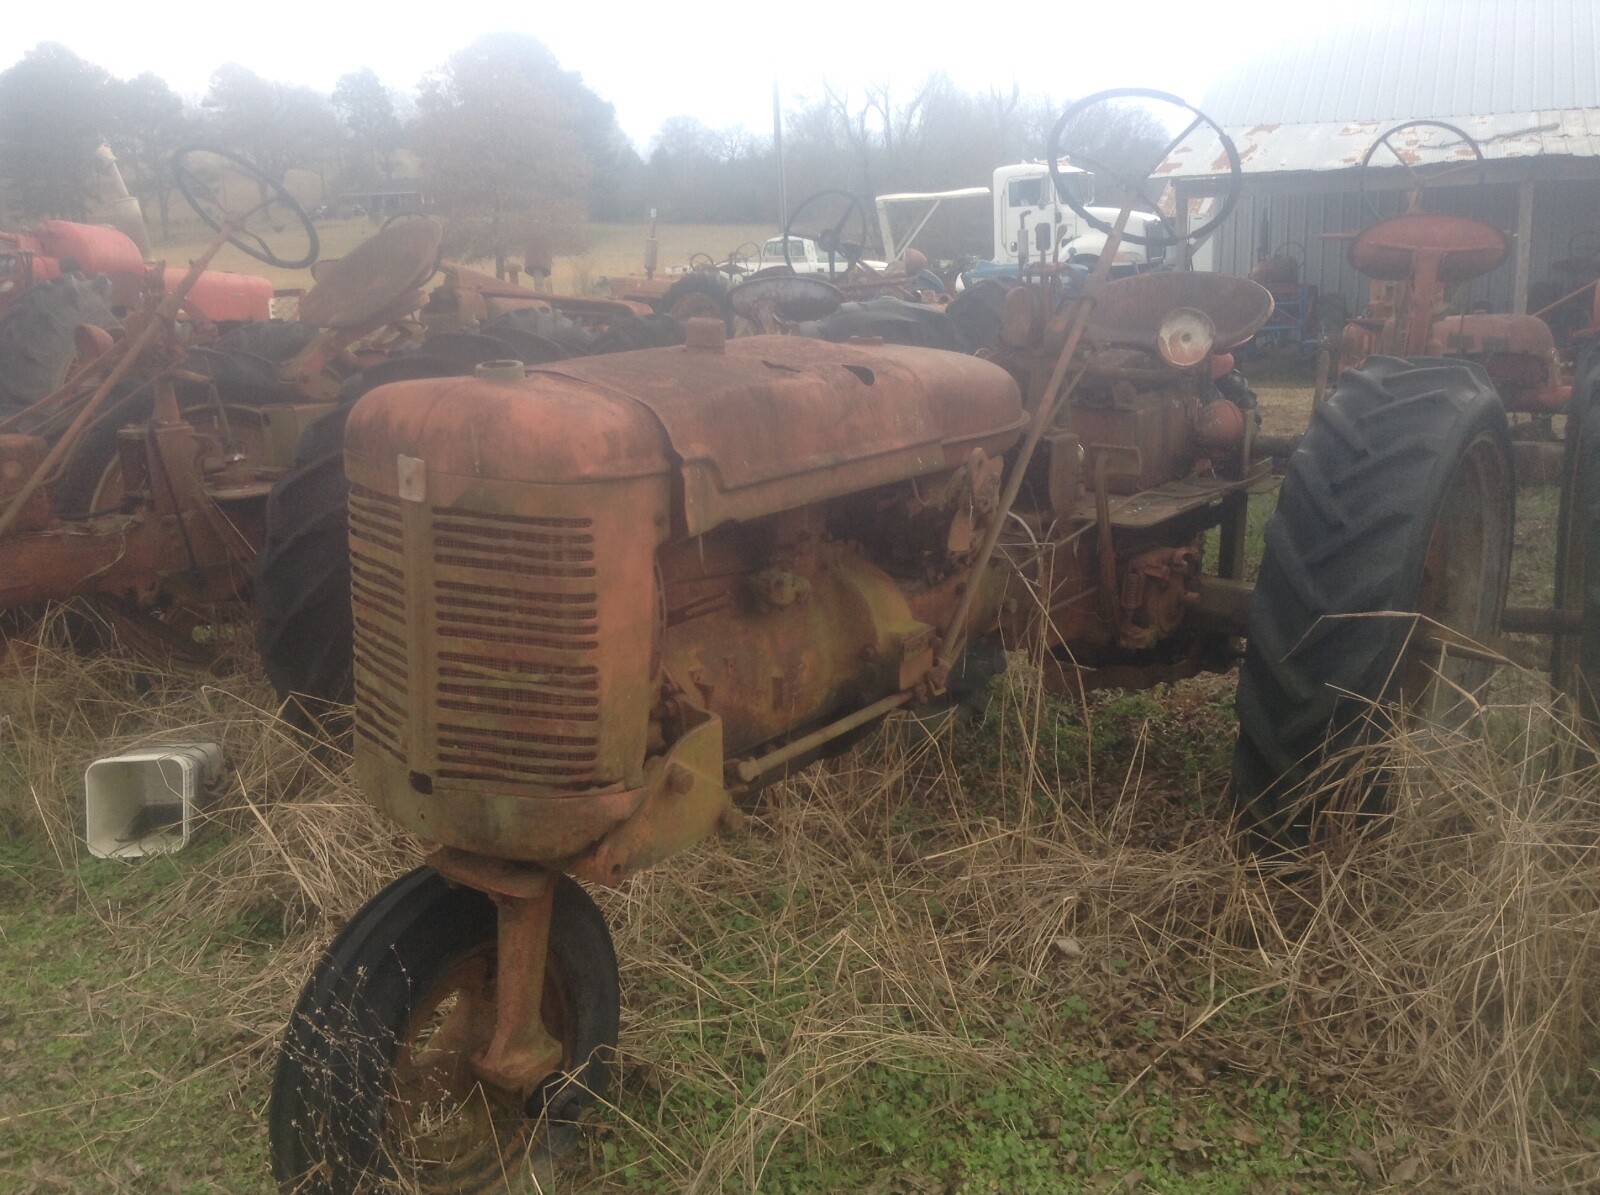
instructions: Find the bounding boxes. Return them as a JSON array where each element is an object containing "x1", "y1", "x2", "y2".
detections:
[{"x1": 1170, "y1": 0, "x2": 1600, "y2": 346}]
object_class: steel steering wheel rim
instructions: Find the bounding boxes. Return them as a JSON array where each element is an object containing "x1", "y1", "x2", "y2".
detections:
[
  {"x1": 783, "y1": 189, "x2": 869, "y2": 278},
  {"x1": 171, "y1": 144, "x2": 320, "y2": 270},
  {"x1": 1045, "y1": 87, "x2": 1241, "y2": 249},
  {"x1": 1357, "y1": 119, "x2": 1485, "y2": 220}
]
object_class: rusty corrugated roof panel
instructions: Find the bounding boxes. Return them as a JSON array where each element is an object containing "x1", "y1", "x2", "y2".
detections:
[
  {"x1": 1202, "y1": 0, "x2": 1600, "y2": 125},
  {"x1": 1158, "y1": 109, "x2": 1600, "y2": 179}
]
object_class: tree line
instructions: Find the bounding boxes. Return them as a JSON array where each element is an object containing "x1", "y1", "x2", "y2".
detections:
[{"x1": 0, "y1": 35, "x2": 1158, "y2": 264}]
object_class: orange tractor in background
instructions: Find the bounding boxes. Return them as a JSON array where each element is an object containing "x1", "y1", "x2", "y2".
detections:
[
  {"x1": 1334, "y1": 119, "x2": 1579, "y2": 416},
  {"x1": 0, "y1": 217, "x2": 273, "y2": 325}
]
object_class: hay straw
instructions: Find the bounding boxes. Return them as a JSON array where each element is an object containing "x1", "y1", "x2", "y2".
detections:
[{"x1": 5, "y1": 605, "x2": 1600, "y2": 1191}]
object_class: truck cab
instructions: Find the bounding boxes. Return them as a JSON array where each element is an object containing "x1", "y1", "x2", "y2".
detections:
[
  {"x1": 990, "y1": 162, "x2": 1168, "y2": 270},
  {"x1": 755, "y1": 235, "x2": 889, "y2": 276}
]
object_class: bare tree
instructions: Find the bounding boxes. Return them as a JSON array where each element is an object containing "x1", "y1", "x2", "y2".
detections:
[
  {"x1": 106, "y1": 72, "x2": 192, "y2": 239},
  {"x1": 333, "y1": 67, "x2": 402, "y2": 187},
  {"x1": 204, "y1": 65, "x2": 339, "y2": 202},
  {"x1": 414, "y1": 33, "x2": 592, "y2": 273},
  {"x1": 0, "y1": 44, "x2": 111, "y2": 220}
]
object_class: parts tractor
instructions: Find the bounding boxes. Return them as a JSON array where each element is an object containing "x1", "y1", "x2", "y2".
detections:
[
  {"x1": 260, "y1": 92, "x2": 1596, "y2": 1192},
  {"x1": 0, "y1": 143, "x2": 274, "y2": 325},
  {"x1": 0, "y1": 146, "x2": 700, "y2": 667}
]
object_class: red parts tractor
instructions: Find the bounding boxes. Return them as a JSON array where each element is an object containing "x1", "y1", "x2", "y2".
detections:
[
  {"x1": 0, "y1": 148, "x2": 437, "y2": 657},
  {"x1": 0, "y1": 201, "x2": 274, "y2": 326}
]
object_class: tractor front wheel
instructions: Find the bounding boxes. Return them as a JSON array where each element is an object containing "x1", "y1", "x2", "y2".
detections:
[
  {"x1": 268, "y1": 867, "x2": 619, "y2": 1195},
  {"x1": 1231, "y1": 356, "x2": 1513, "y2": 845}
]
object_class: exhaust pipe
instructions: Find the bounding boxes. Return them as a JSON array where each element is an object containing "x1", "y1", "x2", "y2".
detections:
[{"x1": 92, "y1": 144, "x2": 153, "y2": 258}]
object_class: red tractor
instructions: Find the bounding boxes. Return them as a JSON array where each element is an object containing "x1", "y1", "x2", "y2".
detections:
[
  {"x1": 260, "y1": 93, "x2": 1595, "y2": 1193},
  {"x1": 0, "y1": 144, "x2": 711, "y2": 667},
  {"x1": 0, "y1": 218, "x2": 273, "y2": 325},
  {"x1": 1334, "y1": 120, "x2": 1571, "y2": 415}
]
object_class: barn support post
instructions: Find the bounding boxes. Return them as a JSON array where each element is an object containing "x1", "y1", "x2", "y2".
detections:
[
  {"x1": 1173, "y1": 181, "x2": 1192, "y2": 270},
  {"x1": 1513, "y1": 180, "x2": 1535, "y2": 315}
]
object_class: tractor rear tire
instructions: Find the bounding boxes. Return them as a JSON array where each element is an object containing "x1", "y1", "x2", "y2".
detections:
[
  {"x1": 1231, "y1": 356, "x2": 1513, "y2": 845},
  {"x1": 1553, "y1": 341, "x2": 1600, "y2": 739},
  {"x1": 255, "y1": 357, "x2": 466, "y2": 726},
  {"x1": 658, "y1": 271, "x2": 732, "y2": 330},
  {"x1": 0, "y1": 274, "x2": 119, "y2": 419},
  {"x1": 255, "y1": 449, "x2": 355, "y2": 727}
]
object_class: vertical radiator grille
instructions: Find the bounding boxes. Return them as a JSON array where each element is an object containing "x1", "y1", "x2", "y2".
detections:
[
  {"x1": 348, "y1": 486, "x2": 408, "y2": 762},
  {"x1": 349, "y1": 484, "x2": 607, "y2": 787}
]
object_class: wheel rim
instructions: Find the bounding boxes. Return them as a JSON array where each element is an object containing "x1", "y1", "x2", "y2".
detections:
[
  {"x1": 1403, "y1": 430, "x2": 1512, "y2": 723},
  {"x1": 386, "y1": 945, "x2": 574, "y2": 1188}
]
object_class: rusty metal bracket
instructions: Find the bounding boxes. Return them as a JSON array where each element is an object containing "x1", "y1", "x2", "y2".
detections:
[
  {"x1": 476, "y1": 880, "x2": 563, "y2": 1095},
  {"x1": 424, "y1": 847, "x2": 565, "y2": 1097},
  {"x1": 930, "y1": 203, "x2": 1136, "y2": 680},
  {"x1": 570, "y1": 704, "x2": 729, "y2": 888}
]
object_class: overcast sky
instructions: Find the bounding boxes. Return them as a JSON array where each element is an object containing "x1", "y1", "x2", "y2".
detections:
[{"x1": 6, "y1": 0, "x2": 1368, "y2": 151}]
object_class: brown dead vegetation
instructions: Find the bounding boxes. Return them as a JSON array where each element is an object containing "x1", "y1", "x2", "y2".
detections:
[{"x1": 3, "y1": 606, "x2": 1600, "y2": 1191}]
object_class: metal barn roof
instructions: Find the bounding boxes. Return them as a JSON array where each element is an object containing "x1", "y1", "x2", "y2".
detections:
[
  {"x1": 1158, "y1": 108, "x2": 1600, "y2": 182},
  {"x1": 1201, "y1": 0, "x2": 1600, "y2": 126}
]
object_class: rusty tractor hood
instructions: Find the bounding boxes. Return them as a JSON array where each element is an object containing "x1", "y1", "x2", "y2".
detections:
[{"x1": 347, "y1": 336, "x2": 1026, "y2": 534}]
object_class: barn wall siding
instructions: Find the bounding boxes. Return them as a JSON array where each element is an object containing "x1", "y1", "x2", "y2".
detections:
[{"x1": 1202, "y1": 179, "x2": 1600, "y2": 332}]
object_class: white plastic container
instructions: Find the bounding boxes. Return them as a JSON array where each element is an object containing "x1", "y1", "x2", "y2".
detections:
[{"x1": 84, "y1": 743, "x2": 224, "y2": 859}]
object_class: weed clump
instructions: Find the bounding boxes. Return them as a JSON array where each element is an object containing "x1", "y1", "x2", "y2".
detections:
[{"x1": 3, "y1": 610, "x2": 1599, "y2": 1192}]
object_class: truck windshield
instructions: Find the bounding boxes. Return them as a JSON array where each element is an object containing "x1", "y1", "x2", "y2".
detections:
[
  {"x1": 761, "y1": 238, "x2": 807, "y2": 263},
  {"x1": 1006, "y1": 173, "x2": 1091, "y2": 207}
]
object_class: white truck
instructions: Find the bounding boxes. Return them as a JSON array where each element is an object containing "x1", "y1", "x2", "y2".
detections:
[
  {"x1": 752, "y1": 235, "x2": 888, "y2": 276},
  {"x1": 990, "y1": 162, "x2": 1171, "y2": 269},
  {"x1": 873, "y1": 164, "x2": 1217, "y2": 286}
]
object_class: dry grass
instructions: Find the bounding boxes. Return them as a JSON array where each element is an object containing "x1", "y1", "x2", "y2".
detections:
[{"x1": 4, "y1": 606, "x2": 1600, "y2": 1191}]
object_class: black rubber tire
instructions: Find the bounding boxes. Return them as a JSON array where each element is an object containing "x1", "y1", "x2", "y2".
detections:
[
  {"x1": 256, "y1": 451, "x2": 355, "y2": 724},
  {"x1": 268, "y1": 867, "x2": 619, "y2": 1195},
  {"x1": 0, "y1": 274, "x2": 119, "y2": 419},
  {"x1": 944, "y1": 279, "x2": 1013, "y2": 354},
  {"x1": 658, "y1": 272, "x2": 732, "y2": 331},
  {"x1": 797, "y1": 296, "x2": 969, "y2": 352},
  {"x1": 1552, "y1": 341, "x2": 1600, "y2": 737},
  {"x1": 1232, "y1": 356, "x2": 1513, "y2": 844},
  {"x1": 591, "y1": 312, "x2": 685, "y2": 354},
  {"x1": 215, "y1": 319, "x2": 319, "y2": 363},
  {"x1": 483, "y1": 308, "x2": 595, "y2": 357}
]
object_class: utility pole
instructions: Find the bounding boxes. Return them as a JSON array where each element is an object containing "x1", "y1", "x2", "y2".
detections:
[{"x1": 773, "y1": 78, "x2": 788, "y2": 231}]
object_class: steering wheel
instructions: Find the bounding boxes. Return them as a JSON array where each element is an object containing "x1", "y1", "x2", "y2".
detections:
[
  {"x1": 783, "y1": 189, "x2": 869, "y2": 278},
  {"x1": 688, "y1": 252, "x2": 718, "y2": 273},
  {"x1": 1045, "y1": 88, "x2": 1242, "y2": 248},
  {"x1": 1358, "y1": 120, "x2": 1484, "y2": 219},
  {"x1": 172, "y1": 145, "x2": 319, "y2": 270},
  {"x1": 724, "y1": 242, "x2": 759, "y2": 277}
]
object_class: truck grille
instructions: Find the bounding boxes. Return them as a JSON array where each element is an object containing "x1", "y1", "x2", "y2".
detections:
[{"x1": 349, "y1": 487, "x2": 605, "y2": 786}]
